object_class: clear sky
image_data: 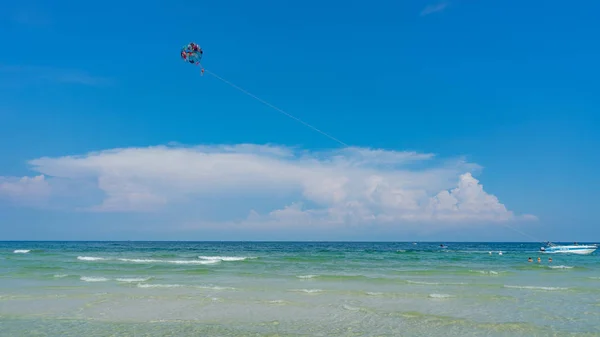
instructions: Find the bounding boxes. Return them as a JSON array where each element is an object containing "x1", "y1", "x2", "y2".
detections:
[{"x1": 0, "y1": 0, "x2": 598, "y2": 241}]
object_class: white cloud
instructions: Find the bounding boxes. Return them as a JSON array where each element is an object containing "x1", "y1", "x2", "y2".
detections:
[
  {"x1": 1, "y1": 144, "x2": 536, "y2": 229},
  {"x1": 427, "y1": 172, "x2": 514, "y2": 221},
  {"x1": 0, "y1": 175, "x2": 51, "y2": 205}
]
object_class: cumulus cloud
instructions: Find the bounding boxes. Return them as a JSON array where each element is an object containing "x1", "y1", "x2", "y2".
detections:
[
  {"x1": 0, "y1": 144, "x2": 536, "y2": 229},
  {"x1": 0, "y1": 175, "x2": 51, "y2": 206}
]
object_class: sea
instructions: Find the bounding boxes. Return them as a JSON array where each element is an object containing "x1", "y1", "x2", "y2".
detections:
[{"x1": 0, "y1": 241, "x2": 598, "y2": 336}]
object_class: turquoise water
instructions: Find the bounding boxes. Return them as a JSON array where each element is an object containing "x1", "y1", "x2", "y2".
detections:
[{"x1": 1, "y1": 241, "x2": 599, "y2": 336}]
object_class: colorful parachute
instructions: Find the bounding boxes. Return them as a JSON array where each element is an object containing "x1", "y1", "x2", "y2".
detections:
[{"x1": 181, "y1": 42, "x2": 204, "y2": 74}]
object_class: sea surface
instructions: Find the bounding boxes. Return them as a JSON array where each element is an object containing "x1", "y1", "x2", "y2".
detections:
[{"x1": 0, "y1": 241, "x2": 599, "y2": 336}]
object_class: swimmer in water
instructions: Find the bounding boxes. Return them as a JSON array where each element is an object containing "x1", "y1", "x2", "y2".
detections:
[
  {"x1": 528, "y1": 257, "x2": 533, "y2": 262},
  {"x1": 548, "y1": 257, "x2": 552, "y2": 263},
  {"x1": 537, "y1": 257, "x2": 541, "y2": 263}
]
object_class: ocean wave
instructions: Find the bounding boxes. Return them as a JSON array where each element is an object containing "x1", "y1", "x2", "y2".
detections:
[
  {"x1": 454, "y1": 250, "x2": 506, "y2": 254},
  {"x1": 53, "y1": 274, "x2": 68, "y2": 278},
  {"x1": 365, "y1": 291, "x2": 383, "y2": 296},
  {"x1": 407, "y1": 280, "x2": 467, "y2": 285},
  {"x1": 118, "y1": 258, "x2": 161, "y2": 263},
  {"x1": 80, "y1": 276, "x2": 109, "y2": 282},
  {"x1": 116, "y1": 277, "x2": 152, "y2": 283},
  {"x1": 296, "y1": 275, "x2": 318, "y2": 279},
  {"x1": 197, "y1": 285, "x2": 235, "y2": 290},
  {"x1": 268, "y1": 300, "x2": 286, "y2": 304},
  {"x1": 407, "y1": 280, "x2": 440, "y2": 285},
  {"x1": 290, "y1": 288, "x2": 323, "y2": 294},
  {"x1": 76, "y1": 256, "x2": 221, "y2": 265},
  {"x1": 13, "y1": 249, "x2": 31, "y2": 254},
  {"x1": 471, "y1": 270, "x2": 501, "y2": 275},
  {"x1": 504, "y1": 285, "x2": 568, "y2": 291},
  {"x1": 312, "y1": 274, "x2": 389, "y2": 282},
  {"x1": 136, "y1": 283, "x2": 234, "y2": 290},
  {"x1": 137, "y1": 283, "x2": 182, "y2": 288},
  {"x1": 548, "y1": 265, "x2": 574, "y2": 269},
  {"x1": 429, "y1": 293, "x2": 454, "y2": 298},
  {"x1": 198, "y1": 256, "x2": 255, "y2": 262},
  {"x1": 77, "y1": 256, "x2": 106, "y2": 261},
  {"x1": 119, "y1": 258, "x2": 219, "y2": 265},
  {"x1": 342, "y1": 304, "x2": 361, "y2": 311}
]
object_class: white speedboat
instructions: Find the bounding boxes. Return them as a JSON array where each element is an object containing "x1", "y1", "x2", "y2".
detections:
[{"x1": 540, "y1": 243, "x2": 597, "y2": 255}]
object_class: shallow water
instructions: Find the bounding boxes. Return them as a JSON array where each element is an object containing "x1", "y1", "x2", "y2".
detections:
[{"x1": 1, "y1": 241, "x2": 599, "y2": 336}]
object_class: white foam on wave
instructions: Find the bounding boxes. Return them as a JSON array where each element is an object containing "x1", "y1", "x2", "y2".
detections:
[
  {"x1": 170, "y1": 259, "x2": 220, "y2": 265},
  {"x1": 268, "y1": 300, "x2": 286, "y2": 304},
  {"x1": 136, "y1": 283, "x2": 234, "y2": 290},
  {"x1": 366, "y1": 291, "x2": 383, "y2": 296},
  {"x1": 53, "y1": 274, "x2": 68, "y2": 278},
  {"x1": 472, "y1": 270, "x2": 500, "y2": 275},
  {"x1": 80, "y1": 276, "x2": 109, "y2": 282},
  {"x1": 504, "y1": 285, "x2": 568, "y2": 291},
  {"x1": 13, "y1": 250, "x2": 31, "y2": 254},
  {"x1": 77, "y1": 256, "x2": 221, "y2": 265},
  {"x1": 118, "y1": 258, "x2": 219, "y2": 265},
  {"x1": 297, "y1": 275, "x2": 318, "y2": 279},
  {"x1": 342, "y1": 304, "x2": 361, "y2": 311},
  {"x1": 407, "y1": 280, "x2": 467, "y2": 285},
  {"x1": 197, "y1": 285, "x2": 235, "y2": 290},
  {"x1": 198, "y1": 256, "x2": 255, "y2": 262},
  {"x1": 119, "y1": 258, "x2": 160, "y2": 263},
  {"x1": 429, "y1": 293, "x2": 454, "y2": 299},
  {"x1": 290, "y1": 288, "x2": 323, "y2": 294},
  {"x1": 137, "y1": 283, "x2": 182, "y2": 288},
  {"x1": 116, "y1": 277, "x2": 151, "y2": 283},
  {"x1": 549, "y1": 265, "x2": 574, "y2": 269},
  {"x1": 77, "y1": 256, "x2": 106, "y2": 261}
]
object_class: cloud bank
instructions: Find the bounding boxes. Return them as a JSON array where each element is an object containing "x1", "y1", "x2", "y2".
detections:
[
  {"x1": 0, "y1": 175, "x2": 51, "y2": 206},
  {"x1": 0, "y1": 144, "x2": 536, "y2": 231}
]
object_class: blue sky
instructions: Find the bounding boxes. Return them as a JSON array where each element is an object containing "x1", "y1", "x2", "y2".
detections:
[{"x1": 0, "y1": 0, "x2": 598, "y2": 241}]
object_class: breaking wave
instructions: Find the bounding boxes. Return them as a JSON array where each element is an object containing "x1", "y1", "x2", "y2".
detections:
[
  {"x1": 77, "y1": 256, "x2": 106, "y2": 261},
  {"x1": 76, "y1": 256, "x2": 221, "y2": 265},
  {"x1": 296, "y1": 275, "x2": 319, "y2": 279},
  {"x1": 548, "y1": 265, "x2": 574, "y2": 269},
  {"x1": 198, "y1": 256, "x2": 256, "y2": 262},
  {"x1": 80, "y1": 276, "x2": 109, "y2": 282},
  {"x1": 116, "y1": 277, "x2": 152, "y2": 283},
  {"x1": 429, "y1": 293, "x2": 454, "y2": 299},
  {"x1": 290, "y1": 289, "x2": 323, "y2": 294},
  {"x1": 118, "y1": 258, "x2": 219, "y2": 265},
  {"x1": 504, "y1": 285, "x2": 568, "y2": 291}
]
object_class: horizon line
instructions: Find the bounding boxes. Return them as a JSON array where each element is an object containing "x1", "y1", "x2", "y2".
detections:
[{"x1": 1, "y1": 240, "x2": 594, "y2": 243}]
